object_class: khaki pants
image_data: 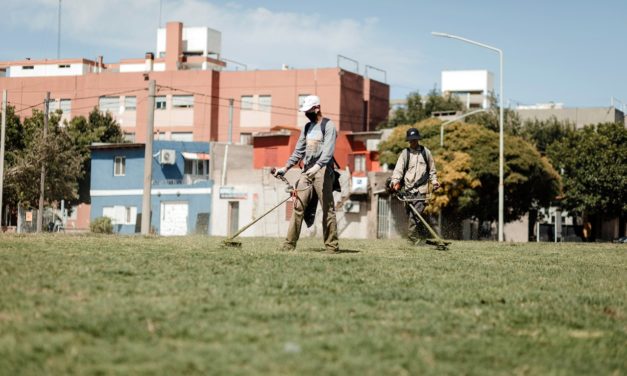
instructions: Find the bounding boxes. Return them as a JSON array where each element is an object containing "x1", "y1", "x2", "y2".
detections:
[{"x1": 284, "y1": 166, "x2": 339, "y2": 251}]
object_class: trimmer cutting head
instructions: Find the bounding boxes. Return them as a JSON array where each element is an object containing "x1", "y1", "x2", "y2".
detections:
[
  {"x1": 426, "y1": 238, "x2": 451, "y2": 251},
  {"x1": 221, "y1": 239, "x2": 242, "y2": 248}
]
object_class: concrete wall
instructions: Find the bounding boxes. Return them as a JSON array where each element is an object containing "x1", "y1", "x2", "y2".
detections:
[
  {"x1": 516, "y1": 107, "x2": 625, "y2": 129},
  {"x1": 9, "y1": 61, "x2": 92, "y2": 78}
]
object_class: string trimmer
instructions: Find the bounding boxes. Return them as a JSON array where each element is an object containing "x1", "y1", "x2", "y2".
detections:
[
  {"x1": 222, "y1": 168, "x2": 294, "y2": 248},
  {"x1": 393, "y1": 189, "x2": 451, "y2": 251}
]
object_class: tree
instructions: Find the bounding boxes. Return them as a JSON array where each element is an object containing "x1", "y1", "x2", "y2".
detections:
[
  {"x1": 519, "y1": 117, "x2": 576, "y2": 155},
  {"x1": 465, "y1": 93, "x2": 522, "y2": 135},
  {"x1": 547, "y1": 122, "x2": 627, "y2": 218},
  {"x1": 66, "y1": 108, "x2": 126, "y2": 203},
  {"x1": 383, "y1": 89, "x2": 463, "y2": 129},
  {"x1": 379, "y1": 120, "x2": 561, "y2": 237},
  {"x1": 4, "y1": 109, "x2": 82, "y2": 208}
]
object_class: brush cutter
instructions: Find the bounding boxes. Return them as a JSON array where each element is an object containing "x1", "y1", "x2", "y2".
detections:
[
  {"x1": 222, "y1": 168, "x2": 294, "y2": 248},
  {"x1": 393, "y1": 189, "x2": 451, "y2": 251}
]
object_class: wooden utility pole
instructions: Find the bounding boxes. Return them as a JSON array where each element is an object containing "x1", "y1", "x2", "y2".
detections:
[
  {"x1": 0, "y1": 90, "x2": 6, "y2": 228},
  {"x1": 37, "y1": 92, "x2": 50, "y2": 232},
  {"x1": 141, "y1": 80, "x2": 156, "y2": 235}
]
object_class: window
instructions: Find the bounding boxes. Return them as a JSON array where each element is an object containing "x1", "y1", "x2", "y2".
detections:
[
  {"x1": 99, "y1": 96, "x2": 120, "y2": 113},
  {"x1": 172, "y1": 95, "x2": 194, "y2": 108},
  {"x1": 48, "y1": 99, "x2": 58, "y2": 111},
  {"x1": 241, "y1": 95, "x2": 253, "y2": 110},
  {"x1": 124, "y1": 133, "x2": 135, "y2": 142},
  {"x1": 58, "y1": 64, "x2": 70, "y2": 68},
  {"x1": 155, "y1": 96, "x2": 167, "y2": 110},
  {"x1": 354, "y1": 154, "x2": 366, "y2": 172},
  {"x1": 102, "y1": 206, "x2": 137, "y2": 225},
  {"x1": 184, "y1": 159, "x2": 209, "y2": 177},
  {"x1": 239, "y1": 132, "x2": 253, "y2": 145},
  {"x1": 171, "y1": 132, "x2": 193, "y2": 141},
  {"x1": 124, "y1": 96, "x2": 137, "y2": 111},
  {"x1": 258, "y1": 95, "x2": 271, "y2": 112},
  {"x1": 298, "y1": 94, "x2": 311, "y2": 108},
  {"x1": 22, "y1": 65, "x2": 34, "y2": 70},
  {"x1": 59, "y1": 99, "x2": 71, "y2": 114},
  {"x1": 114, "y1": 156, "x2": 126, "y2": 176}
]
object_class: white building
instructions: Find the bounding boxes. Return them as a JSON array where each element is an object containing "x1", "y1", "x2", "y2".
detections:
[{"x1": 442, "y1": 70, "x2": 494, "y2": 109}]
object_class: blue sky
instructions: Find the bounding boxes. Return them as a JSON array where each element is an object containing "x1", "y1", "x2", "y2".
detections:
[{"x1": 1, "y1": 0, "x2": 625, "y2": 108}]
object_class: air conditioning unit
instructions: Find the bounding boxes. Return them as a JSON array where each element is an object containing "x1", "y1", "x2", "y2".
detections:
[
  {"x1": 343, "y1": 200, "x2": 360, "y2": 213},
  {"x1": 159, "y1": 149, "x2": 176, "y2": 164}
]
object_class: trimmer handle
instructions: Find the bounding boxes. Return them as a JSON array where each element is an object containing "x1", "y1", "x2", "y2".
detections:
[{"x1": 269, "y1": 167, "x2": 294, "y2": 191}]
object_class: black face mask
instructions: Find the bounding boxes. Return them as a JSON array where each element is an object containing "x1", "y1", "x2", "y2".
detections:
[{"x1": 305, "y1": 111, "x2": 318, "y2": 123}]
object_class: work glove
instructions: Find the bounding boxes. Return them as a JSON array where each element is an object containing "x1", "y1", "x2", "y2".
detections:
[
  {"x1": 432, "y1": 181, "x2": 441, "y2": 191},
  {"x1": 304, "y1": 164, "x2": 321, "y2": 179},
  {"x1": 273, "y1": 167, "x2": 287, "y2": 177}
]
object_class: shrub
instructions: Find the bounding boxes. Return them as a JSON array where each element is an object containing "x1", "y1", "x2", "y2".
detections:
[{"x1": 90, "y1": 216, "x2": 113, "y2": 234}]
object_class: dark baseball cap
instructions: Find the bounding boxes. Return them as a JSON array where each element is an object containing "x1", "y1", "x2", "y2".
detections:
[{"x1": 406, "y1": 128, "x2": 420, "y2": 141}]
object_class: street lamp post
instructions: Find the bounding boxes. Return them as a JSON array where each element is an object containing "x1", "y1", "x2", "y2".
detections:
[
  {"x1": 432, "y1": 31, "x2": 505, "y2": 242},
  {"x1": 436, "y1": 108, "x2": 486, "y2": 235}
]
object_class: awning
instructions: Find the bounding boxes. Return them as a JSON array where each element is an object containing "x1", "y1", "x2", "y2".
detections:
[{"x1": 182, "y1": 152, "x2": 210, "y2": 160}]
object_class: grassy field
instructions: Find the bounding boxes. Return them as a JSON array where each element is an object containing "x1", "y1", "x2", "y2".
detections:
[{"x1": 0, "y1": 234, "x2": 625, "y2": 375}]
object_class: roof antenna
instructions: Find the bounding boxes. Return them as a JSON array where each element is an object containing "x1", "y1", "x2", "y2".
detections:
[
  {"x1": 159, "y1": 0, "x2": 163, "y2": 28},
  {"x1": 57, "y1": 0, "x2": 62, "y2": 59}
]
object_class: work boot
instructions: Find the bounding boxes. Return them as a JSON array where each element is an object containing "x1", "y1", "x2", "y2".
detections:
[
  {"x1": 324, "y1": 248, "x2": 340, "y2": 255},
  {"x1": 279, "y1": 243, "x2": 295, "y2": 252}
]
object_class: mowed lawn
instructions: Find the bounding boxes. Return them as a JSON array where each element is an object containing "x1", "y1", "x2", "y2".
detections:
[{"x1": 0, "y1": 235, "x2": 625, "y2": 375}]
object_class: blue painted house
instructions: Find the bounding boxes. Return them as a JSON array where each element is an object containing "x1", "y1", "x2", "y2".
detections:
[{"x1": 90, "y1": 141, "x2": 212, "y2": 235}]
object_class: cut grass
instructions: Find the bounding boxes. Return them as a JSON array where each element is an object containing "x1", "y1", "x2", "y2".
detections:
[{"x1": 0, "y1": 234, "x2": 625, "y2": 375}]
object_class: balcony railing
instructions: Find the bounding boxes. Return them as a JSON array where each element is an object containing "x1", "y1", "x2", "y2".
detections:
[{"x1": 152, "y1": 175, "x2": 210, "y2": 186}]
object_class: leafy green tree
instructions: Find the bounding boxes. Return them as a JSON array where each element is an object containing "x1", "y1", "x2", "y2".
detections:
[
  {"x1": 379, "y1": 120, "x2": 560, "y2": 237},
  {"x1": 519, "y1": 117, "x2": 576, "y2": 155},
  {"x1": 4, "y1": 110, "x2": 82, "y2": 208},
  {"x1": 383, "y1": 90, "x2": 463, "y2": 129},
  {"x1": 547, "y1": 122, "x2": 627, "y2": 218},
  {"x1": 66, "y1": 108, "x2": 126, "y2": 203},
  {"x1": 465, "y1": 93, "x2": 522, "y2": 135}
]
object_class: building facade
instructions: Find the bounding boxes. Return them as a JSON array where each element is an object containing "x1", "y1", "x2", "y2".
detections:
[
  {"x1": 0, "y1": 21, "x2": 390, "y2": 231},
  {"x1": 516, "y1": 105, "x2": 625, "y2": 129},
  {"x1": 441, "y1": 70, "x2": 494, "y2": 109},
  {"x1": 90, "y1": 141, "x2": 212, "y2": 235}
]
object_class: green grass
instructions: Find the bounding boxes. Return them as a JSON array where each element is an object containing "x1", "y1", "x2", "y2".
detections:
[{"x1": 0, "y1": 235, "x2": 625, "y2": 375}]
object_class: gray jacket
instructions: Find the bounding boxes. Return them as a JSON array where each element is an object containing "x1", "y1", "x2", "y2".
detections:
[{"x1": 286, "y1": 119, "x2": 337, "y2": 169}]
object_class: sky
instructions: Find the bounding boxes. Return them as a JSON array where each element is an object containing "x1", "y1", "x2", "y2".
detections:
[{"x1": 1, "y1": 0, "x2": 626, "y2": 108}]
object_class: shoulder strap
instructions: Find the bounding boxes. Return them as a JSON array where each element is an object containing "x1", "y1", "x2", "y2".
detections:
[
  {"x1": 321, "y1": 117, "x2": 329, "y2": 136},
  {"x1": 305, "y1": 117, "x2": 329, "y2": 136},
  {"x1": 421, "y1": 147, "x2": 430, "y2": 176},
  {"x1": 304, "y1": 121, "x2": 313, "y2": 136},
  {"x1": 403, "y1": 148, "x2": 410, "y2": 175},
  {"x1": 307, "y1": 117, "x2": 340, "y2": 169},
  {"x1": 404, "y1": 147, "x2": 431, "y2": 190}
]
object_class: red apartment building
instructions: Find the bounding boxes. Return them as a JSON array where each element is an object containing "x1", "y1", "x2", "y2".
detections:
[{"x1": 0, "y1": 21, "x2": 389, "y2": 230}]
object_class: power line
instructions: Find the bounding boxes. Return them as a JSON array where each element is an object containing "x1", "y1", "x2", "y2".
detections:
[{"x1": 156, "y1": 84, "x2": 370, "y2": 124}]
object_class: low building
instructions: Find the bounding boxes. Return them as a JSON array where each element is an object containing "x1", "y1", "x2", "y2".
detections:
[
  {"x1": 90, "y1": 141, "x2": 212, "y2": 235},
  {"x1": 516, "y1": 104, "x2": 625, "y2": 129},
  {"x1": 442, "y1": 70, "x2": 494, "y2": 109}
]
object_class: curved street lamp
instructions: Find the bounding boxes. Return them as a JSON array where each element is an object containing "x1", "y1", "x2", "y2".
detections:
[{"x1": 432, "y1": 31, "x2": 505, "y2": 242}]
